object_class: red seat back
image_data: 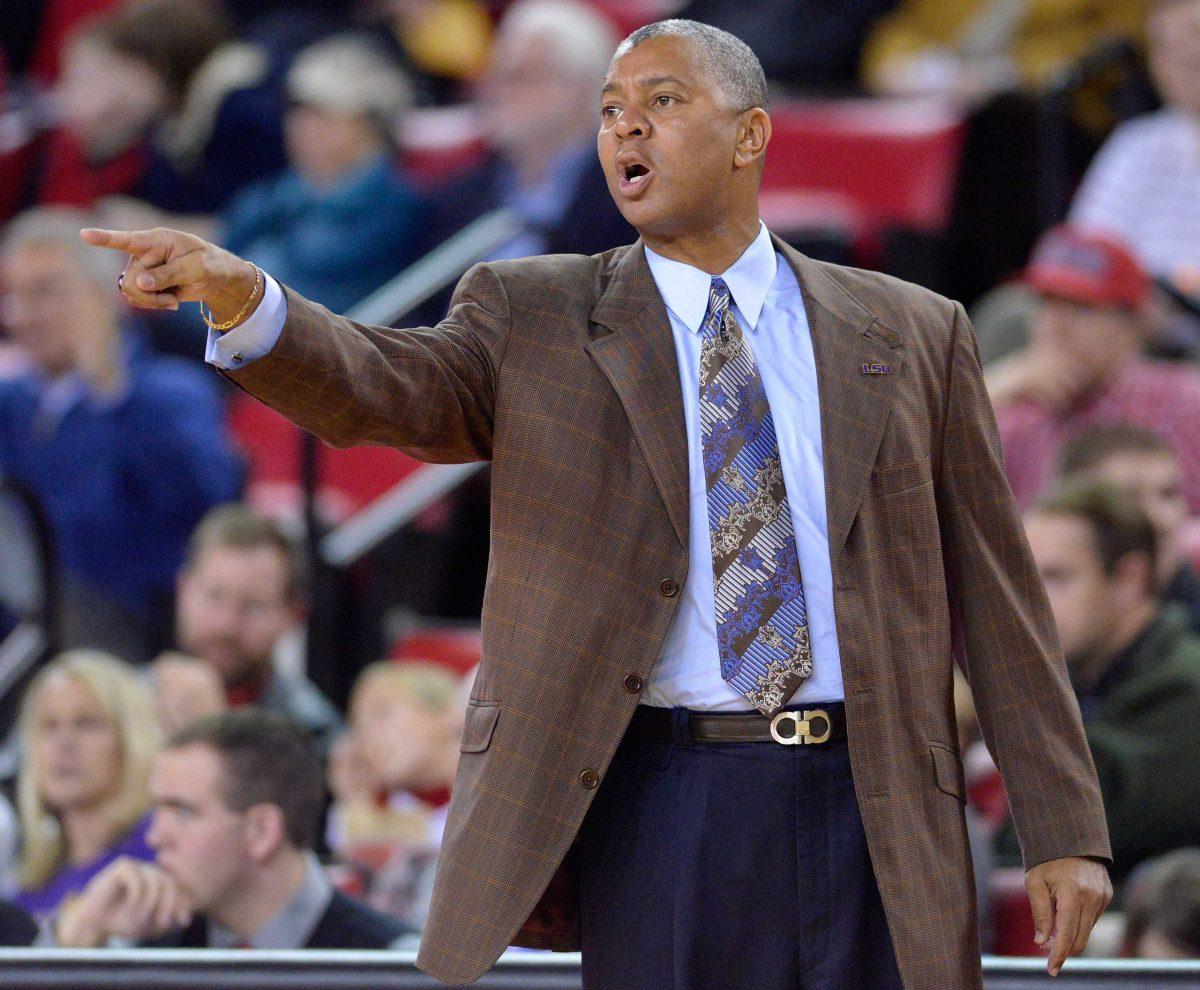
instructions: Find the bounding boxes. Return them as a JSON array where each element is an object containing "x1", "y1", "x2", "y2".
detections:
[
  {"x1": 227, "y1": 392, "x2": 422, "y2": 522},
  {"x1": 988, "y1": 867, "x2": 1042, "y2": 957},
  {"x1": 761, "y1": 98, "x2": 966, "y2": 241},
  {"x1": 390, "y1": 627, "x2": 482, "y2": 677}
]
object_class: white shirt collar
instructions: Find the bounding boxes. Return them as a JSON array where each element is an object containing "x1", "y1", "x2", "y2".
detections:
[{"x1": 644, "y1": 221, "x2": 777, "y2": 334}]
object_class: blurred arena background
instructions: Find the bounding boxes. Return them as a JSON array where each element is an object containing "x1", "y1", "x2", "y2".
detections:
[{"x1": 2, "y1": 0, "x2": 1200, "y2": 983}]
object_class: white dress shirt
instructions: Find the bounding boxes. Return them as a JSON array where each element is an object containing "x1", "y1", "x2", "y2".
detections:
[
  {"x1": 643, "y1": 223, "x2": 843, "y2": 709},
  {"x1": 205, "y1": 222, "x2": 843, "y2": 709}
]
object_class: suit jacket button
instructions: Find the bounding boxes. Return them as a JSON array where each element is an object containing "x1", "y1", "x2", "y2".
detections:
[
  {"x1": 659, "y1": 578, "x2": 679, "y2": 598},
  {"x1": 624, "y1": 673, "x2": 643, "y2": 693},
  {"x1": 580, "y1": 769, "x2": 600, "y2": 789}
]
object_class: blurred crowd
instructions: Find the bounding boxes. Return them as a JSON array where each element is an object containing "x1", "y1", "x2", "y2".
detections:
[{"x1": 0, "y1": 0, "x2": 1199, "y2": 962}]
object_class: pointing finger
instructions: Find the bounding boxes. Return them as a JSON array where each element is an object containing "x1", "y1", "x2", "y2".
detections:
[{"x1": 81, "y1": 228, "x2": 153, "y2": 255}]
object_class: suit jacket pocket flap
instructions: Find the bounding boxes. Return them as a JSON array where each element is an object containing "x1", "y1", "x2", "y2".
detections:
[
  {"x1": 461, "y1": 701, "x2": 500, "y2": 753},
  {"x1": 929, "y1": 743, "x2": 965, "y2": 802}
]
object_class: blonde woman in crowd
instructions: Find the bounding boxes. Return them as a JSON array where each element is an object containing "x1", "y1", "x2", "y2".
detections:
[{"x1": 11, "y1": 651, "x2": 160, "y2": 919}]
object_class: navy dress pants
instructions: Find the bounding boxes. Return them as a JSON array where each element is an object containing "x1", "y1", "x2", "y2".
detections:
[{"x1": 577, "y1": 703, "x2": 905, "y2": 990}]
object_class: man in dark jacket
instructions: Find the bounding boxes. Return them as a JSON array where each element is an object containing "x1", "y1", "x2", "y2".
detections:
[
  {"x1": 1058, "y1": 423, "x2": 1200, "y2": 633},
  {"x1": 1023, "y1": 481, "x2": 1200, "y2": 880},
  {"x1": 53, "y1": 711, "x2": 408, "y2": 949}
]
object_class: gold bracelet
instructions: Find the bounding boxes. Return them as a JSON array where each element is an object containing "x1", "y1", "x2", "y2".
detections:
[{"x1": 200, "y1": 264, "x2": 263, "y2": 332}]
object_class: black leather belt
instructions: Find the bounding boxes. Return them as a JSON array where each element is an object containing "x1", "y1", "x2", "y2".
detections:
[{"x1": 630, "y1": 702, "x2": 847, "y2": 746}]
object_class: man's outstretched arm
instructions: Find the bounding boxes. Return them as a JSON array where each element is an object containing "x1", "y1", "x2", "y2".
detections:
[{"x1": 81, "y1": 226, "x2": 509, "y2": 463}]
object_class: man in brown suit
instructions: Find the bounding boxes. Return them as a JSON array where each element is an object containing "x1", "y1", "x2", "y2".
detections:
[{"x1": 84, "y1": 19, "x2": 1111, "y2": 989}]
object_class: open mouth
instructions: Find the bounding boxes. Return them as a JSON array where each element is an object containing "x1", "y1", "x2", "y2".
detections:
[{"x1": 618, "y1": 160, "x2": 653, "y2": 196}]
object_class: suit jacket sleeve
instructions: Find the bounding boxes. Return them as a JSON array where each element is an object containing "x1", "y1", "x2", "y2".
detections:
[
  {"x1": 936, "y1": 301, "x2": 1111, "y2": 869},
  {"x1": 223, "y1": 262, "x2": 511, "y2": 463}
]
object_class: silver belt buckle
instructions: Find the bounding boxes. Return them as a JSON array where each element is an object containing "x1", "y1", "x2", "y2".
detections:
[{"x1": 769, "y1": 708, "x2": 833, "y2": 745}]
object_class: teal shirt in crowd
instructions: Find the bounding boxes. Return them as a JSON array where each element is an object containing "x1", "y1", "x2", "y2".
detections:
[{"x1": 221, "y1": 153, "x2": 429, "y2": 313}]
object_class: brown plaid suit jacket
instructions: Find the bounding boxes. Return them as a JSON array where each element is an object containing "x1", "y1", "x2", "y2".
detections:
[{"x1": 227, "y1": 234, "x2": 1110, "y2": 989}]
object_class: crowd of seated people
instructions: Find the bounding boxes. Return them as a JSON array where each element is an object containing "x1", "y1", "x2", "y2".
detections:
[
  {"x1": 52, "y1": 709, "x2": 410, "y2": 949},
  {"x1": 0, "y1": 0, "x2": 1198, "y2": 968}
]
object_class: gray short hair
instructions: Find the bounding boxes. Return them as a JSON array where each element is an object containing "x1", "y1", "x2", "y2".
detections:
[
  {"x1": 611, "y1": 19, "x2": 768, "y2": 112},
  {"x1": 1, "y1": 207, "x2": 122, "y2": 287}
]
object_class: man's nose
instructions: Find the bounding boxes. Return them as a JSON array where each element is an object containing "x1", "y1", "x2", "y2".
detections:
[
  {"x1": 613, "y1": 107, "x2": 648, "y2": 140},
  {"x1": 208, "y1": 599, "x2": 243, "y2": 633}
]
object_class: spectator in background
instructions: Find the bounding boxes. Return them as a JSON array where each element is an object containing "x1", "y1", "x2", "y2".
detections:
[
  {"x1": 13, "y1": 651, "x2": 160, "y2": 920},
  {"x1": 1019, "y1": 483, "x2": 1200, "y2": 880},
  {"x1": 1059, "y1": 424, "x2": 1200, "y2": 632},
  {"x1": 167, "y1": 505, "x2": 341, "y2": 757},
  {"x1": 0, "y1": 208, "x2": 243, "y2": 661},
  {"x1": 1070, "y1": 0, "x2": 1200, "y2": 290},
  {"x1": 41, "y1": 0, "x2": 286, "y2": 216},
  {"x1": 328, "y1": 661, "x2": 462, "y2": 930},
  {"x1": 1121, "y1": 849, "x2": 1200, "y2": 958},
  {"x1": 986, "y1": 225, "x2": 1200, "y2": 513},
  {"x1": 54, "y1": 710, "x2": 410, "y2": 948},
  {"x1": 860, "y1": 0, "x2": 1148, "y2": 100},
  {"x1": 434, "y1": 0, "x2": 634, "y2": 263},
  {"x1": 220, "y1": 36, "x2": 429, "y2": 314}
]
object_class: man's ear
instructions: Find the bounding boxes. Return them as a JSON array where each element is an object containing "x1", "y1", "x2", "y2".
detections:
[
  {"x1": 243, "y1": 803, "x2": 288, "y2": 862},
  {"x1": 733, "y1": 107, "x2": 771, "y2": 171}
]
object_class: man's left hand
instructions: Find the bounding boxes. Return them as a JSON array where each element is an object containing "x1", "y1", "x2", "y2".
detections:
[{"x1": 1025, "y1": 856, "x2": 1112, "y2": 977}]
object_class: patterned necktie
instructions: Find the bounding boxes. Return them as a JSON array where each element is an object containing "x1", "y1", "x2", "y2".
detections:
[{"x1": 700, "y1": 277, "x2": 813, "y2": 717}]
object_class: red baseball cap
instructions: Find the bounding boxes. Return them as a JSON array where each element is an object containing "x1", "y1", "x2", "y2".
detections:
[{"x1": 1023, "y1": 225, "x2": 1150, "y2": 309}]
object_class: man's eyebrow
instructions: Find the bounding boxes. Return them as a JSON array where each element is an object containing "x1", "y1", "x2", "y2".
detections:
[
  {"x1": 601, "y1": 74, "x2": 690, "y2": 96},
  {"x1": 641, "y1": 75, "x2": 689, "y2": 89}
]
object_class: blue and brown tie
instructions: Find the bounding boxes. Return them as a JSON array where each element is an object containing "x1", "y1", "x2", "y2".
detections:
[{"x1": 700, "y1": 277, "x2": 813, "y2": 717}]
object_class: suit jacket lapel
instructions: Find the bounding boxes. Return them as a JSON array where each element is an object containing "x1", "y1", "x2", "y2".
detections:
[
  {"x1": 586, "y1": 241, "x2": 690, "y2": 548},
  {"x1": 775, "y1": 236, "x2": 903, "y2": 562},
  {"x1": 582, "y1": 236, "x2": 900, "y2": 560}
]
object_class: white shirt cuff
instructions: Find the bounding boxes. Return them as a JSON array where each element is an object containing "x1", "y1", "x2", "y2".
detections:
[{"x1": 205, "y1": 272, "x2": 287, "y2": 370}]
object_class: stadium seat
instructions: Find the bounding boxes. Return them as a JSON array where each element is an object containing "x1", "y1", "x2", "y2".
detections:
[
  {"x1": 988, "y1": 867, "x2": 1042, "y2": 957},
  {"x1": 760, "y1": 98, "x2": 966, "y2": 251},
  {"x1": 390, "y1": 626, "x2": 482, "y2": 677},
  {"x1": 400, "y1": 105, "x2": 488, "y2": 185},
  {"x1": 226, "y1": 391, "x2": 423, "y2": 523}
]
